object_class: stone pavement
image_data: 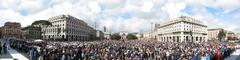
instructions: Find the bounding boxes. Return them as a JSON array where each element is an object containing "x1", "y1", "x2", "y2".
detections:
[
  {"x1": 0, "y1": 39, "x2": 28, "y2": 60},
  {"x1": 0, "y1": 39, "x2": 12, "y2": 59},
  {"x1": 7, "y1": 48, "x2": 28, "y2": 60},
  {"x1": 225, "y1": 49, "x2": 240, "y2": 60},
  {"x1": 0, "y1": 50, "x2": 12, "y2": 59}
]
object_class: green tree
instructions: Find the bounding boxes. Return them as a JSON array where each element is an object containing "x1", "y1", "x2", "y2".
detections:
[
  {"x1": 217, "y1": 29, "x2": 226, "y2": 41},
  {"x1": 31, "y1": 20, "x2": 52, "y2": 27},
  {"x1": 110, "y1": 33, "x2": 121, "y2": 40},
  {"x1": 127, "y1": 34, "x2": 138, "y2": 40},
  {"x1": 31, "y1": 20, "x2": 52, "y2": 39}
]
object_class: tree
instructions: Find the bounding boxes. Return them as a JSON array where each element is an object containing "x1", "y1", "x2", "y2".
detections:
[
  {"x1": 110, "y1": 33, "x2": 121, "y2": 40},
  {"x1": 217, "y1": 29, "x2": 226, "y2": 41},
  {"x1": 31, "y1": 20, "x2": 52, "y2": 27},
  {"x1": 31, "y1": 20, "x2": 52, "y2": 39},
  {"x1": 127, "y1": 34, "x2": 138, "y2": 40}
]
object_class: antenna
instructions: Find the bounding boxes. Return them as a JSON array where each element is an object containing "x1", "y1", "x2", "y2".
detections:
[{"x1": 94, "y1": 21, "x2": 97, "y2": 30}]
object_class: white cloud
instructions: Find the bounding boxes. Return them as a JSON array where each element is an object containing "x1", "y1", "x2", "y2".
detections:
[
  {"x1": 141, "y1": 1, "x2": 153, "y2": 12},
  {"x1": 197, "y1": 0, "x2": 240, "y2": 13},
  {"x1": 18, "y1": 0, "x2": 48, "y2": 14},
  {"x1": 0, "y1": 0, "x2": 19, "y2": 9},
  {"x1": 0, "y1": 0, "x2": 240, "y2": 33},
  {"x1": 216, "y1": 0, "x2": 240, "y2": 13},
  {"x1": 161, "y1": 2, "x2": 186, "y2": 18},
  {"x1": 88, "y1": 1, "x2": 101, "y2": 13},
  {"x1": 0, "y1": 9, "x2": 23, "y2": 22}
]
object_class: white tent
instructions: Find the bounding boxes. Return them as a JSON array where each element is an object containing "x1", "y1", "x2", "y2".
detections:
[{"x1": 34, "y1": 39, "x2": 44, "y2": 42}]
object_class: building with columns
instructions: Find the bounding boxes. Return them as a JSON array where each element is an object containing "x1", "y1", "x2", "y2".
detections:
[
  {"x1": 42, "y1": 15, "x2": 96, "y2": 41},
  {"x1": 156, "y1": 16, "x2": 208, "y2": 42},
  {"x1": 2, "y1": 22, "x2": 22, "y2": 39},
  {"x1": 207, "y1": 28, "x2": 225, "y2": 40}
]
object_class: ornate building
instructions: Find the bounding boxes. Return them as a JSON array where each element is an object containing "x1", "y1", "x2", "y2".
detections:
[
  {"x1": 22, "y1": 26, "x2": 42, "y2": 39},
  {"x1": 2, "y1": 22, "x2": 22, "y2": 39},
  {"x1": 42, "y1": 15, "x2": 96, "y2": 41},
  {"x1": 156, "y1": 16, "x2": 208, "y2": 42}
]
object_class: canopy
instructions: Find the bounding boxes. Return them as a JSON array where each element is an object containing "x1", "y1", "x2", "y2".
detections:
[{"x1": 34, "y1": 39, "x2": 44, "y2": 42}]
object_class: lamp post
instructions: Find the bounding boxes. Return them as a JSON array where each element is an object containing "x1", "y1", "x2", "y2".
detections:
[{"x1": 151, "y1": 22, "x2": 153, "y2": 40}]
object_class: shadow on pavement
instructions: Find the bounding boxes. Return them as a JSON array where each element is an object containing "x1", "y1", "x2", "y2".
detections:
[{"x1": 0, "y1": 49, "x2": 12, "y2": 59}]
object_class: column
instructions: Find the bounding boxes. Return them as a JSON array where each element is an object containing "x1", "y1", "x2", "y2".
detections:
[
  {"x1": 166, "y1": 36, "x2": 168, "y2": 42},
  {"x1": 204, "y1": 37, "x2": 207, "y2": 42},
  {"x1": 173, "y1": 36, "x2": 175, "y2": 42},
  {"x1": 168, "y1": 36, "x2": 170, "y2": 42},
  {"x1": 199, "y1": 36, "x2": 200, "y2": 42},
  {"x1": 163, "y1": 37, "x2": 165, "y2": 42},
  {"x1": 161, "y1": 37, "x2": 163, "y2": 42},
  {"x1": 164, "y1": 37, "x2": 166, "y2": 42},
  {"x1": 170, "y1": 36, "x2": 172, "y2": 42},
  {"x1": 192, "y1": 36, "x2": 195, "y2": 42},
  {"x1": 180, "y1": 32, "x2": 184, "y2": 42},
  {"x1": 200, "y1": 37, "x2": 202, "y2": 42},
  {"x1": 177, "y1": 36, "x2": 179, "y2": 42}
]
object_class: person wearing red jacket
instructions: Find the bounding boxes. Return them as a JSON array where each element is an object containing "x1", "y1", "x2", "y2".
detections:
[{"x1": 217, "y1": 48, "x2": 221, "y2": 60}]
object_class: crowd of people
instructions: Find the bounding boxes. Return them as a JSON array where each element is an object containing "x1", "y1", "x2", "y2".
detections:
[
  {"x1": 0, "y1": 40, "x2": 8, "y2": 55},
  {"x1": 7, "y1": 39, "x2": 236, "y2": 60}
]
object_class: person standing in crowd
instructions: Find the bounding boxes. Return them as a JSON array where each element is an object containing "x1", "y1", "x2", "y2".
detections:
[
  {"x1": 38, "y1": 48, "x2": 44, "y2": 60},
  {"x1": 29, "y1": 47, "x2": 34, "y2": 60},
  {"x1": 0, "y1": 42, "x2": 2, "y2": 55},
  {"x1": 8, "y1": 39, "x2": 236, "y2": 60},
  {"x1": 217, "y1": 48, "x2": 221, "y2": 60},
  {"x1": 3, "y1": 43, "x2": 6, "y2": 54},
  {"x1": 61, "y1": 50, "x2": 65, "y2": 60},
  {"x1": 33, "y1": 48, "x2": 40, "y2": 60}
]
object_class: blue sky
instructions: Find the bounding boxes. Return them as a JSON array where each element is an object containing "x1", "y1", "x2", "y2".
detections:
[{"x1": 0, "y1": 0, "x2": 240, "y2": 33}]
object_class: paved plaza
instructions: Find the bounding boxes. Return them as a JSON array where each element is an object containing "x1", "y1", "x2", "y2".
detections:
[{"x1": 0, "y1": 40, "x2": 28, "y2": 60}]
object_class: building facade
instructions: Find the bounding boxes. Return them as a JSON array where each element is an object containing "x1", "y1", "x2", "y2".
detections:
[
  {"x1": 2, "y1": 22, "x2": 22, "y2": 39},
  {"x1": 143, "y1": 32, "x2": 153, "y2": 40},
  {"x1": 236, "y1": 33, "x2": 240, "y2": 39},
  {"x1": 119, "y1": 31, "x2": 128, "y2": 40},
  {"x1": 143, "y1": 31, "x2": 157, "y2": 40},
  {"x1": 42, "y1": 15, "x2": 96, "y2": 41},
  {"x1": 156, "y1": 16, "x2": 208, "y2": 42},
  {"x1": 104, "y1": 32, "x2": 111, "y2": 40},
  {"x1": 0, "y1": 27, "x2": 2, "y2": 38},
  {"x1": 207, "y1": 28, "x2": 224, "y2": 40},
  {"x1": 96, "y1": 30, "x2": 104, "y2": 40},
  {"x1": 22, "y1": 26, "x2": 42, "y2": 39},
  {"x1": 225, "y1": 31, "x2": 238, "y2": 40}
]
